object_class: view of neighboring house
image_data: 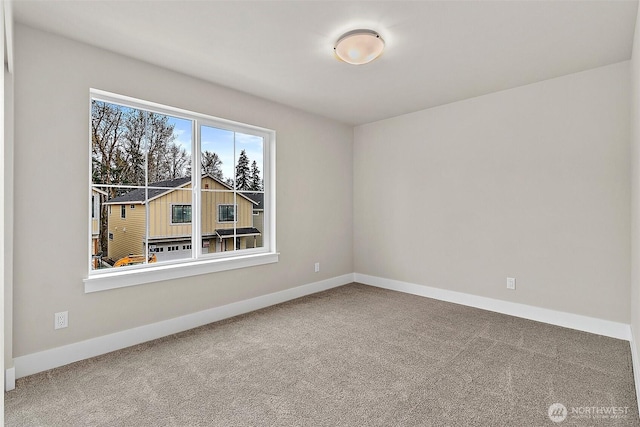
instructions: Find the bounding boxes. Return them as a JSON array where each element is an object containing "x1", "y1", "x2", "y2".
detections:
[
  {"x1": 244, "y1": 192, "x2": 264, "y2": 248},
  {"x1": 104, "y1": 174, "x2": 260, "y2": 264},
  {"x1": 91, "y1": 187, "x2": 108, "y2": 268}
]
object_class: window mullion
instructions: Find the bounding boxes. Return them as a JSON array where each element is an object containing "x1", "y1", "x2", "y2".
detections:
[
  {"x1": 193, "y1": 120, "x2": 201, "y2": 260},
  {"x1": 233, "y1": 131, "x2": 237, "y2": 252},
  {"x1": 144, "y1": 113, "x2": 150, "y2": 265}
]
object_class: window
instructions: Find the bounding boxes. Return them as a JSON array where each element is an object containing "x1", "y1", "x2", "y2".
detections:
[
  {"x1": 218, "y1": 204, "x2": 236, "y2": 223},
  {"x1": 91, "y1": 196, "x2": 96, "y2": 219},
  {"x1": 172, "y1": 205, "x2": 192, "y2": 224},
  {"x1": 87, "y1": 90, "x2": 277, "y2": 291}
]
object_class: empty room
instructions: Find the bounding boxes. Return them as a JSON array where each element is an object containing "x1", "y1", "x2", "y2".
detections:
[{"x1": 3, "y1": 0, "x2": 640, "y2": 425}]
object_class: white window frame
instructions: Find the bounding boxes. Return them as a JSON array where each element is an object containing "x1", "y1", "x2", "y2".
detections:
[{"x1": 85, "y1": 89, "x2": 278, "y2": 293}]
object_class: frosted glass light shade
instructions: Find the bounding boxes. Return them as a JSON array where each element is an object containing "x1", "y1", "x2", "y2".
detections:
[{"x1": 334, "y1": 29, "x2": 384, "y2": 65}]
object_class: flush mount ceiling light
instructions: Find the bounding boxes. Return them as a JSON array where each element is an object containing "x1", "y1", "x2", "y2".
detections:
[{"x1": 334, "y1": 29, "x2": 385, "y2": 65}]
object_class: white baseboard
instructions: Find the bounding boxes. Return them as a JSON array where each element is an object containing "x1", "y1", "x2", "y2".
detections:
[
  {"x1": 5, "y1": 366, "x2": 15, "y2": 391},
  {"x1": 11, "y1": 272, "x2": 632, "y2": 383},
  {"x1": 355, "y1": 273, "x2": 631, "y2": 341},
  {"x1": 13, "y1": 273, "x2": 354, "y2": 380},
  {"x1": 629, "y1": 326, "x2": 640, "y2": 414}
]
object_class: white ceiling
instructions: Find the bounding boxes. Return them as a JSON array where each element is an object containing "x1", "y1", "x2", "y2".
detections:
[{"x1": 12, "y1": 0, "x2": 639, "y2": 125}]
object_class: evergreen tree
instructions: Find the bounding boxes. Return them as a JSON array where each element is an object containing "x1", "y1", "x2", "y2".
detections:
[
  {"x1": 235, "y1": 149, "x2": 251, "y2": 190},
  {"x1": 249, "y1": 160, "x2": 262, "y2": 191}
]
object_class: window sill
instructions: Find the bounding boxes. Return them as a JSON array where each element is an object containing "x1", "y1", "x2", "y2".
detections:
[{"x1": 84, "y1": 252, "x2": 279, "y2": 293}]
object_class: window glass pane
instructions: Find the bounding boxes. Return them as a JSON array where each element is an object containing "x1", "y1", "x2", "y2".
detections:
[
  {"x1": 218, "y1": 205, "x2": 235, "y2": 222},
  {"x1": 91, "y1": 185, "x2": 149, "y2": 270},
  {"x1": 90, "y1": 186, "x2": 108, "y2": 270},
  {"x1": 201, "y1": 124, "x2": 237, "y2": 254},
  {"x1": 149, "y1": 187, "x2": 193, "y2": 263},
  {"x1": 236, "y1": 133, "x2": 264, "y2": 249},
  {"x1": 239, "y1": 191, "x2": 264, "y2": 249},
  {"x1": 91, "y1": 100, "x2": 192, "y2": 186},
  {"x1": 91, "y1": 99, "x2": 195, "y2": 270},
  {"x1": 201, "y1": 125, "x2": 235, "y2": 187},
  {"x1": 202, "y1": 188, "x2": 236, "y2": 253},
  {"x1": 234, "y1": 133, "x2": 263, "y2": 192},
  {"x1": 171, "y1": 205, "x2": 192, "y2": 224}
]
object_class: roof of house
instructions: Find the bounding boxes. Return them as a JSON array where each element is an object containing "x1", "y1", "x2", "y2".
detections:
[
  {"x1": 215, "y1": 227, "x2": 261, "y2": 237},
  {"x1": 243, "y1": 192, "x2": 264, "y2": 210},
  {"x1": 104, "y1": 175, "x2": 258, "y2": 206},
  {"x1": 104, "y1": 176, "x2": 192, "y2": 205}
]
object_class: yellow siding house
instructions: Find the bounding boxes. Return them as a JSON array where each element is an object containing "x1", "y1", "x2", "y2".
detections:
[{"x1": 104, "y1": 175, "x2": 260, "y2": 264}]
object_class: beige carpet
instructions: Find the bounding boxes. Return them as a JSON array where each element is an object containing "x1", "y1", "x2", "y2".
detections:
[{"x1": 5, "y1": 283, "x2": 639, "y2": 426}]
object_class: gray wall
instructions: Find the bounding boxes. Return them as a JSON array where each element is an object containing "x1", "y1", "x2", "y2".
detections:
[
  {"x1": 630, "y1": 3, "x2": 640, "y2": 375},
  {"x1": 11, "y1": 24, "x2": 353, "y2": 357},
  {"x1": 5, "y1": 68, "x2": 14, "y2": 371},
  {"x1": 354, "y1": 62, "x2": 631, "y2": 323}
]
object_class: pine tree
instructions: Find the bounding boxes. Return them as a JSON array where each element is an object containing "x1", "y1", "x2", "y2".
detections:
[
  {"x1": 249, "y1": 160, "x2": 262, "y2": 191},
  {"x1": 235, "y1": 149, "x2": 251, "y2": 190}
]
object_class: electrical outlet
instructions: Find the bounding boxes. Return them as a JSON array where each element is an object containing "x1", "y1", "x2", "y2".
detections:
[
  {"x1": 314, "y1": 262, "x2": 320, "y2": 273},
  {"x1": 506, "y1": 277, "x2": 516, "y2": 290},
  {"x1": 54, "y1": 311, "x2": 68, "y2": 330}
]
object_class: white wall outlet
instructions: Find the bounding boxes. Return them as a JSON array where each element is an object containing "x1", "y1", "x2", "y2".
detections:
[
  {"x1": 54, "y1": 311, "x2": 68, "y2": 330},
  {"x1": 314, "y1": 262, "x2": 320, "y2": 273},
  {"x1": 506, "y1": 277, "x2": 516, "y2": 290}
]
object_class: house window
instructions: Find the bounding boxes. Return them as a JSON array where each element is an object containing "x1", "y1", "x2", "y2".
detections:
[
  {"x1": 91, "y1": 196, "x2": 96, "y2": 219},
  {"x1": 87, "y1": 90, "x2": 277, "y2": 291},
  {"x1": 218, "y1": 205, "x2": 236, "y2": 223},
  {"x1": 171, "y1": 205, "x2": 192, "y2": 224}
]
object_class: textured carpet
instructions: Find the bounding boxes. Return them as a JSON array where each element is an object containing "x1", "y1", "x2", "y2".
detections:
[{"x1": 5, "y1": 283, "x2": 639, "y2": 426}]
